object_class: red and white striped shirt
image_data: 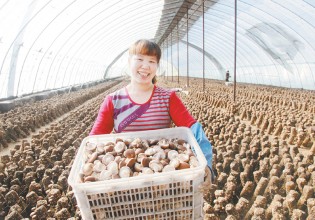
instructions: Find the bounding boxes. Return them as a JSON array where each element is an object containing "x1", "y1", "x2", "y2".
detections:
[{"x1": 90, "y1": 85, "x2": 196, "y2": 135}]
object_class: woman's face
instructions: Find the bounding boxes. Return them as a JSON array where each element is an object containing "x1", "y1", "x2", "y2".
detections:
[{"x1": 129, "y1": 54, "x2": 158, "y2": 85}]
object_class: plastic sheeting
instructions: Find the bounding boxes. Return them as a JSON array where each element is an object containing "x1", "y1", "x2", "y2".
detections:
[
  {"x1": 0, "y1": 0, "x2": 314, "y2": 99},
  {"x1": 161, "y1": 0, "x2": 315, "y2": 90}
]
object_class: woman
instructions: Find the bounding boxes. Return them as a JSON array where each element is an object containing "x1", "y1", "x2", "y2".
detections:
[{"x1": 90, "y1": 39, "x2": 213, "y2": 186}]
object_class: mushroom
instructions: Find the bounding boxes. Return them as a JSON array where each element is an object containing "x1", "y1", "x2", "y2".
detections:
[
  {"x1": 82, "y1": 163, "x2": 94, "y2": 176},
  {"x1": 169, "y1": 158, "x2": 180, "y2": 169},
  {"x1": 145, "y1": 148, "x2": 156, "y2": 156},
  {"x1": 167, "y1": 150, "x2": 179, "y2": 160},
  {"x1": 177, "y1": 153, "x2": 190, "y2": 163},
  {"x1": 134, "y1": 163, "x2": 144, "y2": 172},
  {"x1": 101, "y1": 154, "x2": 115, "y2": 165},
  {"x1": 149, "y1": 161, "x2": 163, "y2": 172},
  {"x1": 85, "y1": 142, "x2": 96, "y2": 152},
  {"x1": 142, "y1": 167, "x2": 154, "y2": 175},
  {"x1": 178, "y1": 162, "x2": 190, "y2": 170},
  {"x1": 93, "y1": 161, "x2": 106, "y2": 173},
  {"x1": 125, "y1": 158, "x2": 136, "y2": 168},
  {"x1": 119, "y1": 166, "x2": 132, "y2": 178},
  {"x1": 114, "y1": 142, "x2": 126, "y2": 153},
  {"x1": 107, "y1": 161, "x2": 119, "y2": 175},
  {"x1": 96, "y1": 143, "x2": 105, "y2": 154},
  {"x1": 123, "y1": 149, "x2": 135, "y2": 158},
  {"x1": 162, "y1": 165, "x2": 176, "y2": 172},
  {"x1": 99, "y1": 170, "x2": 112, "y2": 181},
  {"x1": 158, "y1": 139, "x2": 170, "y2": 149}
]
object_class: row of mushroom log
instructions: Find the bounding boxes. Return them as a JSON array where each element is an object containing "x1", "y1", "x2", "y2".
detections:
[{"x1": 0, "y1": 77, "x2": 314, "y2": 219}]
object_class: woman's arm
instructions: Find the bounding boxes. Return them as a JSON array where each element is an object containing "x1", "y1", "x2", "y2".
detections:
[
  {"x1": 169, "y1": 91, "x2": 196, "y2": 127},
  {"x1": 89, "y1": 96, "x2": 114, "y2": 135},
  {"x1": 169, "y1": 92, "x2": 214, "y2": 180}
]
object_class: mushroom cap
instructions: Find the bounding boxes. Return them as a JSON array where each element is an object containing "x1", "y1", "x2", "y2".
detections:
[{"x1": 119, "y1": 166, "x2": 132, "y2": 178}]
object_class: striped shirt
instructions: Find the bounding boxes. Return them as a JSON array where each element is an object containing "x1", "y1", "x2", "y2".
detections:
[
  {"x1": 90, "y1": 85, "x2": 196, "y2": 135},
  {"x1": 112, "y1": 86, "x2": 171, "y2": 132}
]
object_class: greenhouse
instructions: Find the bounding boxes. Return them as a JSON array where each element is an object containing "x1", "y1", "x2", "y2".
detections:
[{"x1": 0, "y1": 0, "x2": 314, "y2": 219}]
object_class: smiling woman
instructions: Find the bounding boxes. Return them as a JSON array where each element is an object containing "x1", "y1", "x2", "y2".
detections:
[{"x1": 90, "y1": 38, "x2": 213, "y2": 183}]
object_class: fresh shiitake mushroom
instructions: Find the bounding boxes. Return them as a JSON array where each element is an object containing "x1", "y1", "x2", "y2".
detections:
[
  {"x1": 125, "y1": 158, "x2": 136, "y2": 168},
  {"x1": 167, "y1": 150, "x2": 179, "y2": 160},
  {"x1": 177, "y1": 139, "x2": 187, "y2": 145},
  {"x1": 141, "y1": 157, "x2": 150, "y2": 167},
  {"x1": 85, "y1": 142, "x2": 96, "y2": 152},
  {"x1": 101, "y1": 154, "x2": 115, "y2": 165},
  {"x1": 114, "y1": 142, "x2": 126, "y2": 153},
  {"x1": 162, "y1": 164, "x2": 176, "y2": 172},
  {"x1": 104, "y1": 144, "x2": 114, "y2": 153},
  {"x1": 169, "y1": 158, "x2": 180, "y2": 169},
  {"x1": 129, "y1": 138, "x2": 142, "y2": 148},
  {"x1": 149, "y1": 161, "x2": 163, "y2": 172},
  {"x1": 145, "y1": 147, "x2": 156, "y2": 156},
  {"x1": 87, "y1": 152, "x2": 98, "y2": 163},
  {"x1": 178, "y1": 153, "x2": 190, "y2": 163},
  {"x1": 123, "y1": 149, "x2": 135, "y2": 158},
  {"x1": 119, "y1": 166, "x2": 132, "y2": 178},
  {"x1": 137, "y1": 153, "x2": 147, "y2": 163},
  {"x1": 84, "y1": 176, "x2": 97, "y2": 182},
  {"x1": 99, "y1": 170, "x2": 112, "y2": 181},
  {"x1": 96, "y1": 143, "x2": 105, "y2": 154},
  {"x1": 134, "y1": 162, "x2": 144, "y2": 172},
  {"x1": 142, "y1": 167, "x2": 154, "y2": 175},
  {"x1": 82, "y1": 163, "x2": 94, "y2": 176},
  {"x1": 178, "y1": 162, "x2": 190, "y2": 170},
  {"x1": 93, "y1": 161, "x2": 106, "y2": 173},
  {"x1": 158, "y1": 138, "x2": 170, "y2": 149},
  {"x1": 107, "y1": 161, "x2": 119, "y2": 175}
]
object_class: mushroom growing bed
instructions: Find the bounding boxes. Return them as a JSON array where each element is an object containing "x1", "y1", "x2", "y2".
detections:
[{"x1": 0, "y1": 77, "x2": 314, "y2": 219}]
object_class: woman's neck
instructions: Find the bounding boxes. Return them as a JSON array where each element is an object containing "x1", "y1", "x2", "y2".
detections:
[
  {"x1": 127, "y1": 82, "x2": 155, "y2": 104},
  {"x1": 128, "y1": 82, "x2": 154, "y2": 93}
]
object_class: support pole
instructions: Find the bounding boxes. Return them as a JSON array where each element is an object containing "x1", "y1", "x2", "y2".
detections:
[
  {"x1": 171, "y1": 32, "x2": 173, "y2": 82},
  {"x1": 233, "y1": 0, "x2": 237, "y2": 102},
  {"x1": 186, "y1": 5, "x2": 189, "y2": 87},
  {"x1": 202, "y1": 0, "x2": 205, "y2": 92},
  {"x1": 177, "y1": 22, "x2": 179, "y2": 84}
]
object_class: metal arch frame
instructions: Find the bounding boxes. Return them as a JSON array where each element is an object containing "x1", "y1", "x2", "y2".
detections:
[
  {"x1": 260, "y1": 0, "x2": 315, "y2": 88},
  {"x1": 45, "y1": 1, "x2": 159, "y2": 89},
  {"x1": 193, "y1": 15, "x2": 266, "y2": 82},
  {"x1": 35, "y1": 0, "x2": 115, "y2": 90},
  {"x1": 42, "y1": 1, "x2": 154, "y2": 90},
  {"x1": 0, "y1": 0, "x2": 54, "y2": 76},
  {"x1": 190, "y1": 3, "x2": 277, "y2": 83},
  {"x1": 239, "y1": 0, "x2": 313, "y2": 88},
  {"x1": 1, "y1": 0, "x2": 315, "y2": 99},
  {"x1": 184, "y1": 2, "x2": 284, "y2": 86},
  {"x1": 61, "y1": 8, "x2": 162, "y2": 87},
  {"x1": 180, "y1": 40, "x2": 224, "y2": 75},
  {"x1": 103, "y1": 49, "x2": 127, "y2": 79}
]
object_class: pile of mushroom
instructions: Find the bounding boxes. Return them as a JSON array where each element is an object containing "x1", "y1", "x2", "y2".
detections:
[{"x1": 80, "y1": 137, "x2": 198, "y2": 182}]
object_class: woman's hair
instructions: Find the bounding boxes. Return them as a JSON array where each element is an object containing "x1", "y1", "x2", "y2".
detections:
[
  {"x1": 129, "y1": 39, "x2": 160, "y2": 84},
  {"x1": 129, "y1": 39, "x2": 161, "y2": 63}
]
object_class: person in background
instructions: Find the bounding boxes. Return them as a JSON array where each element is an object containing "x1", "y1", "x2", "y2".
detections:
[
  {"x1": 226, "y1": 70, "x2": 230, "y2": 82},
  {"x1": 90, "y1": 39, "x2": 214, "y2": 187}
]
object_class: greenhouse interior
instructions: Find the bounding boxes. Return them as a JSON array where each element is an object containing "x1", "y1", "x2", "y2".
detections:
[{"x1": 0, "y1": 0, "x2": 314, "y2": 219}]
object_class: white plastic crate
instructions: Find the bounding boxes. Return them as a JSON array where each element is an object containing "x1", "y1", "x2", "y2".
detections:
[{"x1": 68, "y1": 127, "x2": 207, "y2": 220}]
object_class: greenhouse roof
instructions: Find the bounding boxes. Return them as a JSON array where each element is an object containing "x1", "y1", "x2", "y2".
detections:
[{"x1": 0, "y1": 0, "x2": 314, "y2": 99}]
